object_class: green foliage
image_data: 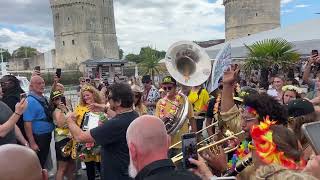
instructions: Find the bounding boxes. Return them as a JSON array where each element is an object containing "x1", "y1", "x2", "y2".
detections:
[
  {"x1": 0, "y1": 48, "x2": 11, "y2": 62},
  {"x1": 125, "y1": 53, "x2": 141, "y2": 63},
  {"x1": 124, "y1": 47, "x2": 166, "y2": 81},
  {"x1": 243, "y1": 38, "x2": 300, "y2": 89},
  {"x1": 13, "y1": 46, "x2": 38, "y2": 58},
  {"x1": 243, "y1": 38, "x2": 300, "y2": 73},
  {"x1": 119, "y1": 48, "x2": 124, "y2": 60}
]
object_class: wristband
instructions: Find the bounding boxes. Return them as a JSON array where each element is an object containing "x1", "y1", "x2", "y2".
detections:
[{"x1": 14, "y1": 112, "x2": 22, "y2": 116}]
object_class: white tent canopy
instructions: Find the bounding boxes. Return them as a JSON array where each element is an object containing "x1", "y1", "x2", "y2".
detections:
[{"x1": 205, "y1": 18, "x2": 320, "y2": 59}]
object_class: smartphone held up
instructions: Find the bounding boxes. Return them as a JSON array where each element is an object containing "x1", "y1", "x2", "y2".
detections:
[
  {"x1": 56, "y1": 68, "x2": 62, "y2": 78},
  {"x1": 182, "y1": 133, "x2": 198, "y2": 169},
  {"x1": 302, "y1": 121, "x2": 320, "y2": 155}
]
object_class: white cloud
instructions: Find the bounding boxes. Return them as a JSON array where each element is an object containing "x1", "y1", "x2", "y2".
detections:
[
  {"x1": 295, "y1": 4, "x2": 310, "y2": 8},
  {"x1": 0, "y1": 28, "x2": 54, "y2": 53},
  {"x1": 281, "y1": 0, "x2": 294, "y2": 5},
  {"x1": 114, "y1": 0, "x2": 225, "y2": 53},
  {"x1": 281, "y1": 9, "x2": 294, "y2": 15},
  {"x1": 0, "y1": 0, "x2": 225, "y2": 54}
]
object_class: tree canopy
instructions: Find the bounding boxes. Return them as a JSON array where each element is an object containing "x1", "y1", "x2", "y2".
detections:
[
  {"x1": 125, "y1": 46, "x2": 166, "y2": 81},
  {"x1": 0, "y1": 48, "x2": 11, "y2": 62},
  {"x1": 13, "y1": 46, "x2": 38, "y2": 58},
  {"x1": 243, "y1": 38, "x2": 300, "y2": 89}
]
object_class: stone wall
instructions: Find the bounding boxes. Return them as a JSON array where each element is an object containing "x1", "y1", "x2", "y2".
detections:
[
  {"x1": 50, "y1": 0, "x2": 119, "y2": 69},
  {"x1": 224, "y1": 0, "x2": 280, "y2": 40},
  {"x1": 7, "y1": 50, "x2": 56, "y2": 71}
]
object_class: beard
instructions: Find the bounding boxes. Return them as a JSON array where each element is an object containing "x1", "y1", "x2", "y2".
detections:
[{"x1": 128, "y1": 156, "x2": 138, "y2": 178}]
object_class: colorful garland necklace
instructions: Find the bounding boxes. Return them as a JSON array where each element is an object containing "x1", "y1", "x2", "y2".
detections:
[
  {"x1": 159, "y1": 94, "x2": 181, "y2": 119},
  {"x1": 227, "y1": 106, "x2": 258, "y2": 170},
  {"x1": 251, "y1": 116, "x2": 306, "y2": 170},
  {"x1": 228, "y1": 140, "x2": 255, "y2": 170}
]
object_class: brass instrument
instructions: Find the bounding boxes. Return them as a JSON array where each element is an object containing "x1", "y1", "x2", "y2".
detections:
[
  {"x1": 171, "y1": 131, "x2": 245, "y2": 163},
  {"x1": 61, "y1": 140, "x2": 73, "y2": 157},
  {"x1": 164, "y1": 93, "x2": 189, "y2": 135},
  {"x1": 169, "y1": 121, "x2": 218, "y2": 149},
  {"x1": 163, "y1": 41, "x2": 212, "y2": 135}
]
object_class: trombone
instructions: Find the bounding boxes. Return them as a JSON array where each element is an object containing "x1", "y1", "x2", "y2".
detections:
[
  {"x1": 169, "y1": 121, "x2": 219, "y2": 149},
  {"x1": 171, "y1": 131, "x2": 245, "y2": 163}
]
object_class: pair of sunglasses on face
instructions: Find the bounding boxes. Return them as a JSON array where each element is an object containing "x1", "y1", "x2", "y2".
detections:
[{"x1": 162, "y1": 86, "x2": 174, "y2": 91}]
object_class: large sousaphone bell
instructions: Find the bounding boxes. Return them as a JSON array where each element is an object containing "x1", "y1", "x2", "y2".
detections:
[{"x1": 164, "y1": 41, "x2": 212, "y2": 135}]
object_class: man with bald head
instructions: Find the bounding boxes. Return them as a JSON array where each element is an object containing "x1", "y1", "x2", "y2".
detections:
[
  {"x1": 24, "y1": 76, "x2": 54, "y2": 168},
  {"x1": 0, "y1": 144, "x2": 48, "y2": 180},
  {"x1": 126, "y1": 115, "x2": 200, "y2": 180}
]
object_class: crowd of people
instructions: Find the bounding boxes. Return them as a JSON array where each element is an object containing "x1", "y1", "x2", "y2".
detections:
[{"x1": 0, "y1": 51, "x2": 320, "y2": 180}]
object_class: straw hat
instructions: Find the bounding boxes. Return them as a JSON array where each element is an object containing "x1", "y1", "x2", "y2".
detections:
[{"x1": 131, "y1": 84, "x2": 144, "y2": 93}]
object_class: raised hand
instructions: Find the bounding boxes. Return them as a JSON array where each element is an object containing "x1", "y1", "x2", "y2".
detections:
[
  {"x1": 15, "y1": 98, "x2": 28, "y2": 115},
  {"x1": 222, "y1": 65, "x2": 240, "y2": 85}
]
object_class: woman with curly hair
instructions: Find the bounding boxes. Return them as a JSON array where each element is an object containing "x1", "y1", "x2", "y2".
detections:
[{"x1": 71, "y1": 85, "x2": 105, "y2": 180}]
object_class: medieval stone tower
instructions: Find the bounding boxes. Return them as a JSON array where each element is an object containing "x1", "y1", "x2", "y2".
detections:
[
  {"x1": 223, "y1": 0, "x2": 281, "y2": 41},
  {"x1": 50, "y1": 0, "x2": 119, "y2": 68}
]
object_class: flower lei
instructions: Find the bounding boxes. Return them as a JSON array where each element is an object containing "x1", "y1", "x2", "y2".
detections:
[
  {"x1": 244, "y1": 106, "x2": 259, "y2": 119},
  {"x1": 159, "y1": 94, "x2": 181, "y2": 119},
  {"x1": 227, "y1": 140, "x2": 255, "y2": 170},
  {"x1": 78, "y1": 112, "x2": 107, "y2": 160},
  {"x1": 282, "y1": 85, "x2": 302, "y2": 94},
  {"x1": 251, "y1": 116, "x2": 306, "y2": 170},
  {"x1": 213, "y1": 94, "x2": 221, "y2": 114}
]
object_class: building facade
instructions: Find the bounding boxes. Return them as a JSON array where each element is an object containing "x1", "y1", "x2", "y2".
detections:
[
  {"x1": 50, "y1": 0, "x2": 119, "y2": 68},
  {"x1": 223, "y1": 0, "x2": 280, "y2": 41}
]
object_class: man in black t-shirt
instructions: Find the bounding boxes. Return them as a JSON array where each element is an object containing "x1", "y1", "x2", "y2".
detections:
[{"x1": 67, "y1": 82, "x2": 137, "y2": 180}]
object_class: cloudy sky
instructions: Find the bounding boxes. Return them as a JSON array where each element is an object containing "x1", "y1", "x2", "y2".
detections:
[{"x1": 0, "y1": 0, "x2": 319, "y2": 54}]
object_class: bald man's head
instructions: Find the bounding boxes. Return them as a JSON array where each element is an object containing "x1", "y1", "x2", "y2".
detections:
[
  {"x1": 0, "y1": 144, "x2": 48, "y2": 180},
  {"x1": 127, "y1": 115, "x2": 169, "y2": 156},
  {"x1": 30, "y1": 76, "x2": 45, "y2": 95}
]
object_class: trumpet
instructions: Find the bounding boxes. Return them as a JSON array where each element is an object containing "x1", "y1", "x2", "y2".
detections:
[
  {"x1": 171, "y1": 131, "x2": 244, "y2": 163},
  {"x1": 169, "y1": 121, "x2": 219, "y2": 149}
]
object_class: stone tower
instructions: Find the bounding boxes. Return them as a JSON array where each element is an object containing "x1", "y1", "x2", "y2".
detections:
[
  {"x1": 223, "y1": 0, "x2": 280, "y2": 41},
  {"x1": 50, "y1": 0, "x2": 119, "y2": 68}
]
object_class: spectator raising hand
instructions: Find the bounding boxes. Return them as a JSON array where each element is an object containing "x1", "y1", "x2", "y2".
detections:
[{"x1": 15, "y1": 98, "x2": 28, "y2": 115}]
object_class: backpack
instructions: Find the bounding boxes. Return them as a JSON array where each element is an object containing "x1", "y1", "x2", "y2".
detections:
[{"x1": 28, "y1": 95, "x2": 54, "y2": 123}]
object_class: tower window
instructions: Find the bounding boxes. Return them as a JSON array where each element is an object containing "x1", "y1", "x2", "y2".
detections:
[
  {"x1": 68, "y1": 17, "x2": 70, "y2": 21},
  {"x1": 62, "y1": 41, "x2": 65, "y2": 46},
  {"x1": 55, "y1": 13, "x2": 59, "y2": 20},
  {"x1": 72, "y1": 40, "x2": 75, "y2": 45},
  {"x1": 256, "y1": 13, "x2": 258, "y2": 16}
]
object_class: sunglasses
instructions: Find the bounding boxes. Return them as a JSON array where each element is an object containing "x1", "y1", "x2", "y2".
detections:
[{"x1": 162, "y1": 86, "x2": 173, "y2": 91}]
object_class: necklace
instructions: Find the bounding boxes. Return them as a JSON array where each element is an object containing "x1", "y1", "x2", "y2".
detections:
[{"x1": 159, "y1": 94, "x2": 180, "y2": 119}]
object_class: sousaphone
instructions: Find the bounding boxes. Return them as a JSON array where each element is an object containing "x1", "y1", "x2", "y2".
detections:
[{"x1": 164, "y1": 41, "x2": 212, "y2": 135}]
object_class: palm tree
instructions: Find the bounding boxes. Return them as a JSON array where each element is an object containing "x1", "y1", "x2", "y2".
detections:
[
  {"x1": 243, "y1": 38, "x2": 300, "y2": 89},
  {"x1": 13, "y1": 46, "x2": 38, "y2": 58},
  {"x1": 139, "y1": 47, "x2": 165, "y2": 82}
]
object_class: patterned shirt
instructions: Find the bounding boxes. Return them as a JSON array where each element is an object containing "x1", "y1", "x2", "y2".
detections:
[{"x1": 143, "y1": 85, "x2": 160, "y2": 115}]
